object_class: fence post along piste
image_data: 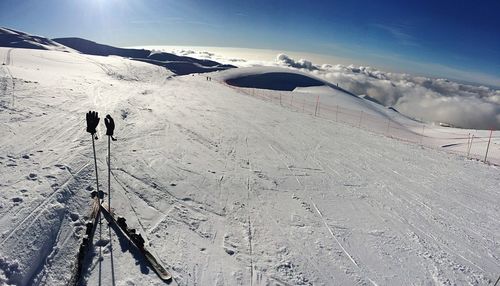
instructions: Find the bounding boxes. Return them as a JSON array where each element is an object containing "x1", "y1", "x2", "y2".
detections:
[
  {"x1": 469, "y1": 134, "x2": 475, "y2": 159},
  {"x1": 466, "y1": 133, "x2": 472, "y2": 158},
  {"x1": 484, "y1": 129, "x2": 493, "y2": 163},
  {"x1": 314, "y1": 95, "x2": 320, "y2": 116},
  {"x1": 317, "y1": 96, "x2": 321, "y2": 116},
  {"x1": 420, "y1": 125, "x2": 425, "y2": 145}
]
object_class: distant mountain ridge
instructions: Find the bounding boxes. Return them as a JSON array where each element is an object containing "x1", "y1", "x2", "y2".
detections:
[
  {"x1": 0, "y1": 27, "x2": 74, "y2": 52},
  {"x1": 52, "y1": 37, "x2": 236, "y2": 75},
  {"x1": 0, "y1": 27, "x2": 235, "y2": 75}
]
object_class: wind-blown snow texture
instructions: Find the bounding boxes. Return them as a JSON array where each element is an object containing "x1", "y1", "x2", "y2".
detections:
[{"x1": 1, "y1": 47, "x2": 499, "y2": 286}]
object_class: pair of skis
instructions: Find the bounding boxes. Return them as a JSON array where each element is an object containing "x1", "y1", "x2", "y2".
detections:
[
  {"x1": 71, "y1": 111, "x2": 171, "y2": 285},
  {"x1": 100, "y1": 203, "x2": 172, "y2": 281},
  {"x1": 68, "y1": 189, "x2": 101, "y2": 286}
]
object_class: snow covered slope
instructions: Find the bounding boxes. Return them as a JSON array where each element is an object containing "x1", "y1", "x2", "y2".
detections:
[
  {"x1": 220, "y1": 67, "x2": 403, "y2": 120},
  {"x1": 220, "y1": 67, "x2": 424, "y2": 136},
  {"x1": 220, "y1": 67, "x2": 500, "y2": 165},
  {"x1": 0, "y1": 28, "x2": 75, "y2": 53},
  {"x1": 0, "y1": 47, "x2": 499, "y2": 285}
]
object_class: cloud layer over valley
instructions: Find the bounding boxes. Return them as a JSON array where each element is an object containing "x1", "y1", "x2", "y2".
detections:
[
  {"x1": 278, "y1": 54, "x2": 500, "y2": 130},
  {"x1": 162, "y1": 47, "x2": 500, "y2": 130}
]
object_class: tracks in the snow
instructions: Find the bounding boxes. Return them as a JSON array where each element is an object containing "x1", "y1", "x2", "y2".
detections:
[
  {"x1": 238, "y1": 135, "x2": 331, "y2": 284},
  {"x1": 0, "y1": 162, "x2": 90, "y2": 246},
  {"x1": 268, "y1": 142, "x2": 378, "y2": 285},
  {"x1": 303, "y1": 124, "x2": 496, "y2": 283},
  {"x1": 111, "y1": 166, "x2": 225, "y2": 234}
]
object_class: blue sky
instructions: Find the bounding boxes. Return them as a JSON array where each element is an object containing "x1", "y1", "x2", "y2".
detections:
[{"x1": 1, "y1": 0, "x2": 499, "y2": 86}]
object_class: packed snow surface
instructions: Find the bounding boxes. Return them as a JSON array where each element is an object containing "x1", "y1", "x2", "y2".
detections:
[{"x1": 0, "y1": 47, "x2": 499, "y2": 286}]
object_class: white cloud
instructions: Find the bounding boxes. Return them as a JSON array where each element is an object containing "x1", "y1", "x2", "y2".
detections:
[
  {"x1": 276, "y1": 54, "x2": 316, "y2": 70},
  {"x1": 273, "y1": 56, "x2": 500, "y2": 129},
  {"x1": 297, "y1": 62, "x2": 500, "y2": 130}
]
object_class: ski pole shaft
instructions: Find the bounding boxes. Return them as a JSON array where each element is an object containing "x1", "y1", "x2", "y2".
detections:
[
  {"x1": 108, "y1": 135, "x2": 111, "y2": 212},
  {"x1": 494, "y1": 274, "x2": 500, "y2": 286},
  {"x1": 91, "y1": 134, "x2": 100, "y2": 200}
]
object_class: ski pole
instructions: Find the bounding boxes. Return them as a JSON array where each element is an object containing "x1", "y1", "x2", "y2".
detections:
[
  {"x1": 494, "y1": 274, "x2": 500, "y2": 286},
  {"x1": 86, "y1": 111, "x2": 101, "y2": 199},
  {"x1": 108, "y1": 135, "x2": 110, "y2": 211},
  {"x1": 105, "y1": 115, "x2": 116, "y2": 212},
  {"x1": 91, "y1": 134, "x2": 100, "y2": 200}
]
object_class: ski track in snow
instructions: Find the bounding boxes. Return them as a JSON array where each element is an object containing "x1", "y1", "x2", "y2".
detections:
[
  {"x1": 0, "y1": 162, "x2": 89, "y2": 246},
  {"x1": 0, "y1": 47, "x2": 499, "y2": 286}
]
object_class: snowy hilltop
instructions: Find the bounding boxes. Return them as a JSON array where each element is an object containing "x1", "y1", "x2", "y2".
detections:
[
  {"x1": 0, "y1": 27, "x2": 75, "y2": 52},
  {"x1": 0, "y1": 28, "x2": 499, "y2": 286},
  {"x1": 52, "y1": 37, "x2": 236, "y2": 76}
]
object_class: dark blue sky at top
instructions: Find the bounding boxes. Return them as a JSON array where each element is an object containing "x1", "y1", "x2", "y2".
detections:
[{"x1": 1, "y1": 0, "x2": 499, "y2": 85}]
